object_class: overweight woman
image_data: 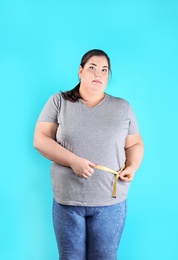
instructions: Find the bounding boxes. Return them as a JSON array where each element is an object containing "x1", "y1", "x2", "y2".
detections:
[{"x1": 33, "y1": 49, "x2": 144, "y2": 260}]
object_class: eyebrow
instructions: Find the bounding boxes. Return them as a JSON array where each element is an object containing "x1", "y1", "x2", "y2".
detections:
[{"x1": 89, "y1": 63, "x2": 108, "y2": 68}]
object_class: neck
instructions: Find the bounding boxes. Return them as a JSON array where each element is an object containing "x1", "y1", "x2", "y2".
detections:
[{"x1": 79, "y1": 89, "x2": 105, "y2": 108}]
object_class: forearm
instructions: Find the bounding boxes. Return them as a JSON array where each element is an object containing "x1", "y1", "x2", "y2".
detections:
[
  {"x1": 33, "y1": 122, "x2": 96, "y2": 179},
  {"x1": 125, "y1": 143, "x2": 144, "y2": 172},
  {"x1": 34, "y1": 135, "x2": 76, "y2": 167},
  {"x1": 34, "y1": 134, "x2": 96, "y2": 178}
]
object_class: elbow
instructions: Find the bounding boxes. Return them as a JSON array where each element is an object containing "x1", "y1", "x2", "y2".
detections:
[
  {"x1": 125, "y1": 141, "x2": 144, "y2": 151},
  {"x1": 33, "y1": 140, "x2": 38, "y2": 150},
  {"x1": 33, "y1": 140, "x2": 37, "y2": 150},
  {"x1": 33, "y1": 135, "x2": 40, "y2": 150}
]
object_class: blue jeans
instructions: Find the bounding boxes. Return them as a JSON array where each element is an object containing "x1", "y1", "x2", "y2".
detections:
[{"x1": 52, "y1": 199, "x2": 126, "y2": 260}]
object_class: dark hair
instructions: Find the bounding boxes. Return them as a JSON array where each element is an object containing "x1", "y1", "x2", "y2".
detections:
[{"x1": 61, "y1": 49, "x2": 111, "y2": 102}]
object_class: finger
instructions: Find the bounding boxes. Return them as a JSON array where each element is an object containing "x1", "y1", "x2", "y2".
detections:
[
  {"x1": 83, "y1": 170, "x2": 92, "y2": 178},
  {"x1": 86, "y1": 170, "x2": 93, "y2": 177},
  {"x1": 88, "y1": 168, "x2": 94, "y2": 174},
  {"x1": 89, "y1": 161, "x2": 97, "y2": 168},
  {"x1": 86, "y1": 165, "x2": 95, "y2": 174},
  {"x1": 123, "y1": 173, "x2": 131, "y2": 179},
  {"x1": 120, "y1": 173, "x2": 132, "y2": 181},
  {"x1": 79, "y1": 171, "x2": 88, "y2": 178},
  {"x1": 120, "y1": 169, "x2": 131, "y2": 178}
]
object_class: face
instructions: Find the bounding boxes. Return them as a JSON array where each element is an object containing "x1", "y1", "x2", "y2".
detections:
[{"x1": 78, "y1": 56, "x2": 109, "y2": 95}]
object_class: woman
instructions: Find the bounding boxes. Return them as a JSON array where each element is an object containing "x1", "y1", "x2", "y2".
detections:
[{"x1": 33, "y1": 49, "x2": 144, "y2": 260}]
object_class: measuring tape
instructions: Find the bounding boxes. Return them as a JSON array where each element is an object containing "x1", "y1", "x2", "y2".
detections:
[
  {"x1": 94, "y1": 164, "x2": 130, "y2": 198},
  {"x1": 95, "y1": 165, "x2": 120, "y2": 175}
]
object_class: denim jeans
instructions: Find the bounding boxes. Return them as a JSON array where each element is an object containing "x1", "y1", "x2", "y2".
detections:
[{"x1": 52, "y1": 199, "x2": 126, "y2": 260}]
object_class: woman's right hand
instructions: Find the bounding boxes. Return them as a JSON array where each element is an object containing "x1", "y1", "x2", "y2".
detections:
[{"x1": 70, "y1": 156, "x2": 96, "y2": 179}]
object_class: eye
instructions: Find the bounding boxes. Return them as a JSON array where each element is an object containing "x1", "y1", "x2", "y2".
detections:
[
  {"x1": 89, "y1": 66, "x2": 96, "y2": 71},
  {"x1": 102, "y1": 68, "x2": 108, "y2": 73}
]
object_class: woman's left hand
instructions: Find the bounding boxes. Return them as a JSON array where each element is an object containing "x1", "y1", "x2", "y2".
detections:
[{"x1": 119, "y1": 167, "x2": 135, "y2": 182}]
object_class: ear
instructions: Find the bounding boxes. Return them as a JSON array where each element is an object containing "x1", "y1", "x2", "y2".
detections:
[{"x1": 78, "y1": 66, "x2": 83, "y2": 79}]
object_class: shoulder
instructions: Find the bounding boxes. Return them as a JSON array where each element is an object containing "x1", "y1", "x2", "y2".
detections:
[
  {"x1": 48, "y1": 92, "x2": 80, "y2": 112},
  {"x1": 48, "y1": 92, "x2": 67, "y2": 108},
  {"x1": 49, "y1": 92, "x2": 62, "y2": 103},
  {"x1": 105, "y1": 93, "x2": 130, "y2": 107}
]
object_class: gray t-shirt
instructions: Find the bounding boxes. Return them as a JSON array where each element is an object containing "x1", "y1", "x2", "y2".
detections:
[{"x1": 37, "y1": 93, "x2": 139, "y2": 206}]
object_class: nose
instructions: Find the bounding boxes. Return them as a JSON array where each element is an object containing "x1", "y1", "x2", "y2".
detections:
[{"x1": 94, "y1": 70, "x2": 101, "y2": 77}]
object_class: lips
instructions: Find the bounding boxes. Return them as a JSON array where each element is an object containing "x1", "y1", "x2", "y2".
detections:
[{"x1": 92, "y1": 80, "x2": 102, "y2": 84}]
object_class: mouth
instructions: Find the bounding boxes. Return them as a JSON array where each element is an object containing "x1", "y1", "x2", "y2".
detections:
[{"x1": 92, "y1": 80, "x2": 102, "y2": 84}]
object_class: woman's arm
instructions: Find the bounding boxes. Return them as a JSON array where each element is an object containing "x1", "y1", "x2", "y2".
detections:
[
  {"x1": 119, "y1": 133, "x2": 144, "y2": 181},
  {"x1": 33, "y1": 122, "x2": 96, "y2": 178}
]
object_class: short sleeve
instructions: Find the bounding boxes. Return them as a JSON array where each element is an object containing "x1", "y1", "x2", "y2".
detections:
[
  {"x1": 128, "y1": 105, "x2": 139, "y2": 135},
  {"x1": 37, "y1": 94, "x2": 61, "y2": 123}
]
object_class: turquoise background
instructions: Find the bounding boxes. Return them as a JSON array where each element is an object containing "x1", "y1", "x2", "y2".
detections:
[{"x1": 0, "y1": 0, "x2": 177, "y2": 259}]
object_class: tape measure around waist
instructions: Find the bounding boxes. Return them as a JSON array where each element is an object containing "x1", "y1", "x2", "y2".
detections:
[
  {"x1": 94, "y1": 164, "x2": 126, "y2": 198},
  {"x1": 95, "y1": 165, "x2": 119, "y2": 175}
]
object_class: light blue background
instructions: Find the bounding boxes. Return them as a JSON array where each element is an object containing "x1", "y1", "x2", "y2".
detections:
[{"x1": 0, "y1": 0, "x2": 177, "y2": 259}]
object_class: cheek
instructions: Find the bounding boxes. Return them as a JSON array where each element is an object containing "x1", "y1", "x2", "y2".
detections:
[{"x1": 103, "y1": 76, "x2": 109, "y2": 84}]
